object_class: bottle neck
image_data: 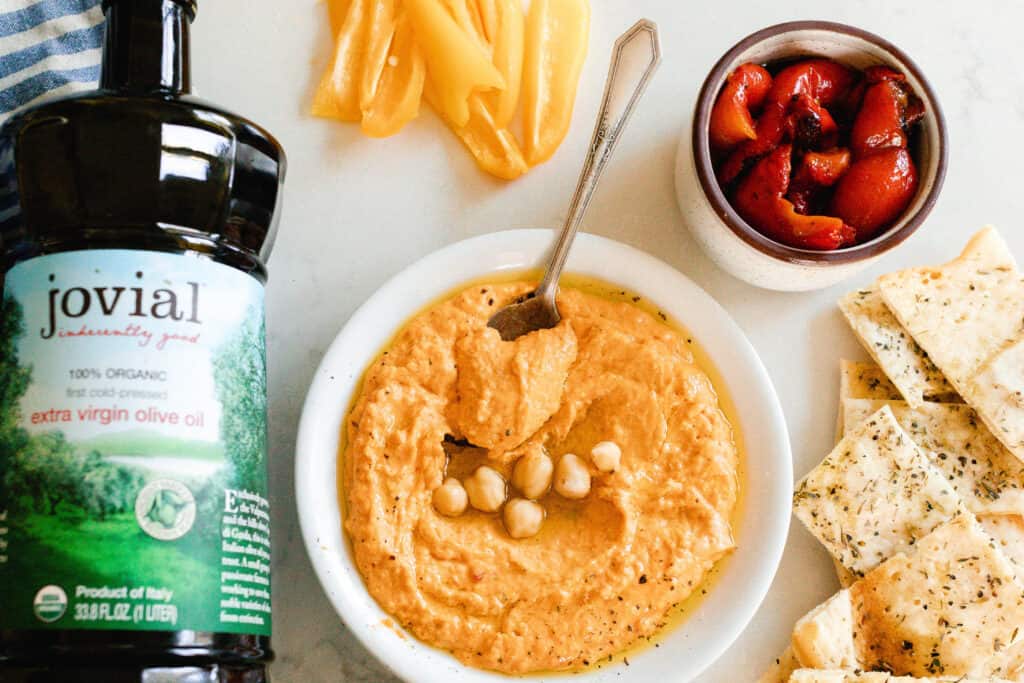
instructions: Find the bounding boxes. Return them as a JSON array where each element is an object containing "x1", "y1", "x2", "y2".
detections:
[{"x1": 100, "y1": 0, "x2": 193, "y2": 94}]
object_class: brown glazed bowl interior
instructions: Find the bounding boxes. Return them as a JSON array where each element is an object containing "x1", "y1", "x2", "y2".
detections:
[{"x1": 692, "y1": 20, "x2": 948, "y2": 265}]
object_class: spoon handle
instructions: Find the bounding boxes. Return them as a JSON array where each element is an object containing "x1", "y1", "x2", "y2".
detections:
[{"x1": 536, "y1": 19, "x2": 662, "y2": 301}]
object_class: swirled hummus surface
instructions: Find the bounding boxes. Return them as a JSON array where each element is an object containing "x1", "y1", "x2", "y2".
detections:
[{"x1": 343, "y1": 281, "x2": 739, "y2": 673}]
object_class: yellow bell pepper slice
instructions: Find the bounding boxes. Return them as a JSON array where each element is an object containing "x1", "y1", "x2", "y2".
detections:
[
  {"x1": 361, "y1": 12, "x2": 427, "y2": 138},
  {"x1": 405, "y1": 0, "x2": 504, "y2": 128},
  {"x1": 359, "y1": 0, "x2": 397, "y2": 112},
  {"x1": 425, "y1": 80, "x2": 528, "y2": 180},
  {"x1": 311, "y1": 0, "x2": 372, "y2": 121},
  {"x1": 476, "y1": 0, "x2": 498, "y2": 42},
  {"x1": 440, "y1": 0, "x2": 488, "y2": 51},
  {"x1": 327, "y1": 0, "x2": 352, "y2": 37},
  {"x1": 481, "y1": 0, "x2": 523, "y2": 128},
  {"x1": 521, "y1": 0, "x2": 590, "y2": 165},
  {"x1": 464, "y1": 0, "x2": 488, "y2": 48}
]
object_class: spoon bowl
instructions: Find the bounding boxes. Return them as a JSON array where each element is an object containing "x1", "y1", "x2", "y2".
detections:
[{"x1": 486, "y1": 290, "x2": 560, "y2": 341}]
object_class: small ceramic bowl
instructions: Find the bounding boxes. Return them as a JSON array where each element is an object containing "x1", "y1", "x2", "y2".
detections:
[
  {"x1": 675, "y1": 20, "x2": 947, "y2": 291},
  {"x1": 296, "y1": 230, "x2": 792, "y2": 682}
]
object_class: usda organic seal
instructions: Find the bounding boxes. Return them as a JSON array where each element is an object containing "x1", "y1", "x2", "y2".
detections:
[
  {"x1": 33, "y1": 585, "x2": 67, "y2": 623},
  {"x1": 135, "y1": 479, "x2": 197, "y2": 541}
]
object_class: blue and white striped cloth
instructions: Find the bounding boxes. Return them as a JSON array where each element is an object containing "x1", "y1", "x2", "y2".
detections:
[{"x1": 0, "y1": 0, "x2": 104, "y2": 123}]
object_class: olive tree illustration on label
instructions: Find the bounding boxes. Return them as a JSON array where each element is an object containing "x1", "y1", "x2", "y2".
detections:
[{"x1": 0, "y1": 250, "x2": 272, "y2": 635}]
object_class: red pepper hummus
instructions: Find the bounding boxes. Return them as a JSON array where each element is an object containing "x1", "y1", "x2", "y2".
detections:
[{"x1": 343, "y1": 281, "x2": 739, "y2": 673}]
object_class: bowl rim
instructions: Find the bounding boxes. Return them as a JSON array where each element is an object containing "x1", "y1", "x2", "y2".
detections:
[
  {"x1": 691, "y1": 19, "x2": 949, "y2": 265},
  {"x1": 294, "y1": 229, "x2": 793, "y2": 682}
]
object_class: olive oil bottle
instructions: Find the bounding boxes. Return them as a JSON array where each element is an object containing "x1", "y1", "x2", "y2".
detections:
[{"x1": 0, "y1": 1, "x2": 284, "y2": 681}]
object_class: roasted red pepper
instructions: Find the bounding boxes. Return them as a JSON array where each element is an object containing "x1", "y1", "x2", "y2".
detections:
[
  {"x1": 732, "y1": 144, "x2": 856, "y2": 250},
  {"x1": 769, "y1": 58, "x2": 858, "y2": 109},
  {"x1": 849, "y1": 66, "x2": 923, "y2": 159},
  {"x1": 787, "y1": 148, "x2": 851, "y2": 215},
  {"x1": 826, "y1": 66, "x2": 922, "y2": 238},
  {"x1": 709, "y1": 63, "x2": 772, "y2": 150},
  {"x1": 717, "y1": 103, "x2": 785, "y2": 183},
  {"x1": 830, "y1": 147, "x2": 918, "y2": 240},
  {"x1": 711, "y1": 56, "x2": 926, "y2": 251},
  {"x1": 718, "y1": 59, "x2": 856, "y2": 184},
  {"x1": 793, "y1": 148, "x2": 851, "y2": 188},
  {"x1": 786, "y1": 93, "x2": 839, "y2": 150}
]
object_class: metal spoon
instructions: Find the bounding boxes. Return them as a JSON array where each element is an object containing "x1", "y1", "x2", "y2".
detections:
[{"x1": 487, "y1": 19, "x2": 661, "y2": 341}]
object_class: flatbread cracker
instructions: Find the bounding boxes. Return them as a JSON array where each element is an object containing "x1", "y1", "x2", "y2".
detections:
[
  {"x1": 788, "y1": 673, "x2": 853, "y2": 683},
  {"x1": 980, "y1": 513, "x2": 1024, "y2": 573},
  {"x1": 966, "y1": 339, "x2": 1024, "y2": 459},
  {"x1": 999, "y1": 642, "x2": 1024, "y2": 683},
  {"x1": 878, "y1": 227, "x2": 1024, "y2": 460},
  {"x1": 758, "y1": 646, "x2": 801, "y2": 683},
  {"x1": 788, "y1": 671, "x2": 887, "y2": 683},
  {"x1": 793, "y1": 515, "x2": 1024, "y2": 677},
  {"x1": 842, "y1": 399, "x2": 1024, "y2": 516},
  {"x1": 888, "y1": 678, "x2": 1011, "y2": 683},
  {"x1": 838, "y1": 359, "x2": 901, "y2": 441},
  {"x1": 835, "y1": 359, "x2": 898, "y2": 521},
  {"x1": 794, "y1": 406, "x2": 965, "y2": 577},
  {"x1": 791, "y1": 590, "x2": 858, "y2": 670},
  {"x1": 788, "y1": 672, "x2": 1012, "y2": 682},
  {"x1": 840, "y1": 359, "x2": 902, "y2": 401},
  {"x1": 833, "y1": 557, "x2": 857, "y2": 588},
  {"x1": 839, "y1": 288, "x2": 959, "y2": 407},
  {"x1": 850, "y1": 513, "x2": 1024, "y2": 678}
]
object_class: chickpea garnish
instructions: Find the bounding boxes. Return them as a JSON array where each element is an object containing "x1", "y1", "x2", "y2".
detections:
[
  {"x1": 554, "y1": 453, "x2": 591, "y2": 500},
  {"x1": 512, "y1": 450, "x2": 554, "y2": 500},
  {"x1": 432, "y1": 477, "x2": 468, "y2": 517},
  {"x1": 590, "y1": 441, "x2": 621, "y2": 473},
  {"x1": 464, "y1": 466, "x2": 507, "y2": 512},
  {"x1": 503, "y1": 498, "x2": 545, "y2": 539}
]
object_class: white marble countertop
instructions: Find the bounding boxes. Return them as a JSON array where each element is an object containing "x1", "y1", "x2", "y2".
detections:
[{"x1": 191, "y1": 1, "x2": 1024, "y2": 680}]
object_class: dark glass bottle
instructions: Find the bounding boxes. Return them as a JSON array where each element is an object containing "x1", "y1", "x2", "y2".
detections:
[{"x1": 0, "y1": 0, "x2": 284, "y2": 681}]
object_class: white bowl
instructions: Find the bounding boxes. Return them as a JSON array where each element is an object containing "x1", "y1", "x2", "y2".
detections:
[
  {"x1": 675, "y1": 21, "x2": 947, "y2": 292},
  {"x1": 295, "y1": 229, "x2": 792, "y2": 682}
]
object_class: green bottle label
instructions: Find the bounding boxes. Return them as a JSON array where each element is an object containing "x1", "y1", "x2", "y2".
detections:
[{"x1": 0, "y1": 250, "x2": 271, "y2": 636}]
